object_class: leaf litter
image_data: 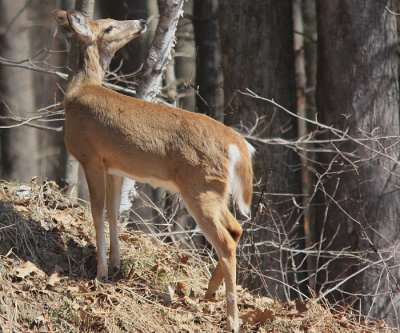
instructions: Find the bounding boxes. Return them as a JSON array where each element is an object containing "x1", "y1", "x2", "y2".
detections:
[{"x1": 0, "y1": 180, "x2": 395, "y2": 332}]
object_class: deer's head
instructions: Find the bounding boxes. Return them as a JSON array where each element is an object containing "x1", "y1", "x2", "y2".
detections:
[{"x1": 52, "y1": 9, "x2": 147, "y2": 72}]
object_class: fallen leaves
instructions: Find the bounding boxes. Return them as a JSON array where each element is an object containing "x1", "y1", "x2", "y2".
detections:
[
  {"x1": 241, "y1": 307, "x2": 275, "y2": 325},
  {"x1": 176, "y1": 281, "x2": 188, "y2": 296},
  {"x1": 66, "y1": 285, "x2": 80, "y2": 293},
  {"x1": 295, "y1": 298, "x2": 310, "y2": 313},
  {"x1": 14, "y1": 261, "x2": 44, "y2": 279},
  {"x1": 0, "y1": 181, "x2": 395, "y2": 333},
  {"x1": 239, "y1": 298, "x2": 320, "y2": 330},
  {"x1": 179, "y1": 255, "x2": 190, "y2": 265},
  {"x1": 47, "y1": 270, "x2": 62, "y2": 287},
  {"x1": 13, "y1": 262, "x2": 64, "y2": 289}
]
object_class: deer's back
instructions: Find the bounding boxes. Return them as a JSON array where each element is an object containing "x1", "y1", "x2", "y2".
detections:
[{"x1": 64, "y1": 83, "x2": 245, "y2": 187}]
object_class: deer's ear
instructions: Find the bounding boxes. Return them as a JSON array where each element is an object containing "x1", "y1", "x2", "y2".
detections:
[
  {"x1": 52, "y1": 9, "x2": 74, "y2": 33},
  {"x1": 66, "y1": 10, "x2": 94, "y2": 41}
]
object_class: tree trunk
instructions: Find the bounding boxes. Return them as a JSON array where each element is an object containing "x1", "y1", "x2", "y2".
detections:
[
  {"x1": 60, "y1": 0, "x2": 95, "y2": 198},
  {"x1": 193, "y1": 0, "x2": 223, "y2": 120},
  {"x1": 0, "y1": 0, "x2": 39, "y2": 182},
  {"x1": 118, "y1": 0, "x2": 185, "y2": 226},
  {"x1": 97, "y1": 0, "x2": 149, "y2": 223},
  {"x1": 293, "y1": 0, "x2": 318, "y2": 292},
  {"x1": 300, "y1": 0, "x2": 317, "y2": 290},
  {"x1": 28, "y1": 1, "x2": 65, "y2": 181},
  {"x1": 136, "y1": 0, "x2": 184, "y2": 101},
  {"x1": 302, "y1": 0, "x2": 317, "y2": 118},
  {"x1": 173, "y1": 0, "x2": 195, "y2": 111},
  {"x1": 218, "y1": 0, "x2": 304, "y2": 300},
  {"x1": 316, "y1": 0, "x2": 400, "y2": 326}
]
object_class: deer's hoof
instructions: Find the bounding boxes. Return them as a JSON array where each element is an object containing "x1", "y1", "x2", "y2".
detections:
[{"x1": 227, "y1": 317, "x2": 239, "y2": 333}]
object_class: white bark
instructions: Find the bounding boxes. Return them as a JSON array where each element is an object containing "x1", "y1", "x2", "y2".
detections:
[
  {"x1": 136, "y1": 0, "x2": 184, "y2": 101},
  {"x1": 119, "y1": 0, "x2": 184, "y2": 215}
]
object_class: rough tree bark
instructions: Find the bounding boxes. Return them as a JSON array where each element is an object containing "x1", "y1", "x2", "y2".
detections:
[
  {"x1": 193, "y1": 0, "x2": 223, "y2": 120},
  {"x1": 293, "y1": 0, "x2": 317, "y2": 292},
  {"x1": 61, "y1": 0, "x2": 95, "y2": 198},
  {"x1": 218, "y1": 0, "x2": 304, "y2": 300},
  {"x1": 28, "y1": 1, "x2": 66, "y2": 181},
  {"x1": 0, "y1": 0, "x2": 40, "y2": 182},
  {"x1": 316, "y1": 0, "x2": 400, "y2": 326},
  {"x1": 300, "y1": 0, "x2": 318, "y2": 291}
]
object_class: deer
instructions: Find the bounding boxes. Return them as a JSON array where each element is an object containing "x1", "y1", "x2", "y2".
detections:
[{"x1": 52, "y1": 9, "x2": 254, "y2": 332}]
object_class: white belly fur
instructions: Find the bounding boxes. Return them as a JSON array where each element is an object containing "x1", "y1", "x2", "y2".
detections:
[{"x1": 108, "y1": 168, "x2": 179, "y2": 193}]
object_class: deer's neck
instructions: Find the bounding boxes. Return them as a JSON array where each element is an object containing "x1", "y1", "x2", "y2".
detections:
[{"x1": 71, "y1": 43, "x2": 112, "y2": 87}]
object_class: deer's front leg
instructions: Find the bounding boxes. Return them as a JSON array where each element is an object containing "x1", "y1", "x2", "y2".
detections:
[
  {"x1": 83, "y1": 162, "x2": 108, "y2": 280},
  {"x1": 106, "y1": 173, "x2": 123, "y2": 274}
]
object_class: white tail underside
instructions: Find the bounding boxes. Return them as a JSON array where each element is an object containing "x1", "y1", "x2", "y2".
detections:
[{"x1": 228, "y1": 143, "x2": 254, "y2": 218}]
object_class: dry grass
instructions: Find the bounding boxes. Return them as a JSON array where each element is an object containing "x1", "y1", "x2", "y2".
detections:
[{"x1": 0, "y1": 180, "x2": 394, "y2": 332}]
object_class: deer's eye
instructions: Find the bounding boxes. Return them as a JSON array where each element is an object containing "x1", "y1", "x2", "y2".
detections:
[{"x1": 105, "y1": 25, "x2": 115, "y2": 33}]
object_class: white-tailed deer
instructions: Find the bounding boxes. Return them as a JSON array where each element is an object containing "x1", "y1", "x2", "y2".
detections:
[{"x1": 53, "y1": 9, "x2": 254, "y2": 332}]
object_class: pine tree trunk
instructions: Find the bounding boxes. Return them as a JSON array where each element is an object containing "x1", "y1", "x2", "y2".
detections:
[{"x1": 316, "y1": 0, "x2": 400, "y2": 325}]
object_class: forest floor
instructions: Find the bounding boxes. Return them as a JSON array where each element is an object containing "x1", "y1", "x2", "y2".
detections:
[{"x1": 0, "y1": 180, "x2": 395, "y2": 333}]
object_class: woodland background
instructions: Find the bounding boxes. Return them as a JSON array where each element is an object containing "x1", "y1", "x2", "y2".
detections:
[{"x1": 0, "y1": 0, "x2": 399, "y2": 329}]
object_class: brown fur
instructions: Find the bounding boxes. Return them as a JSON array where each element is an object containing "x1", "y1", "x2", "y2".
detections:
[{"x1": 53, "y1": 9, "x2": 254, "y2": 332}]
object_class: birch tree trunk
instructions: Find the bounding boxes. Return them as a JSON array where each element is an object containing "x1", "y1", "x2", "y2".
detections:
[
  {"x1": 136, "y1": 0, "x2": 184, "y2": 101},
  {"x1": 119, "y1": 0, "x2": 184, "y2": 217},
  {"x1": 98, "y1": 0, "x2": 148, "y2": 217}
]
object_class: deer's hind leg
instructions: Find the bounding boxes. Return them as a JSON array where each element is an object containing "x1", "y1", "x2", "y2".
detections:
[
  {"x1": 205, "y1": 208, "x2": 242, "y2": 301},
  {"x1": 181, "y1": 191, "x2": 241, "y2": 333}
]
